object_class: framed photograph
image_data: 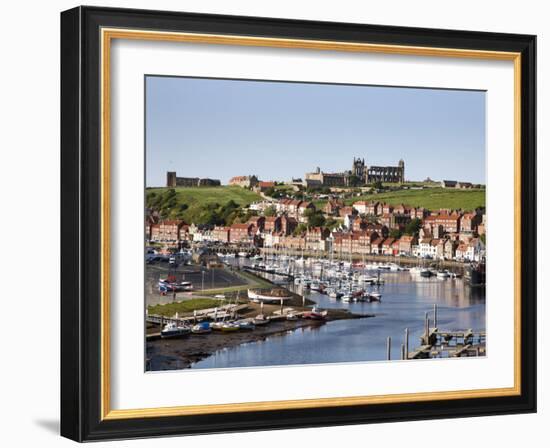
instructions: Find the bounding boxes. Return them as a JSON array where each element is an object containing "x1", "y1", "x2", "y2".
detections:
[{"x1": 61, "y1": 6, "x2": 536, "y2": 441}]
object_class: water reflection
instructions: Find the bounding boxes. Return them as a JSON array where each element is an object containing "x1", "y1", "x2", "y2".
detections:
[{"x1": 192, "y1": 269, "x2": 486, "y2": 369}]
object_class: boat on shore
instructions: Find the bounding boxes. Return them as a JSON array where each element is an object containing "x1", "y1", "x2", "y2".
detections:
[
  {"x1": 220, "y1": 322, "x2": 240, "y2": 332},
  {"x1": 248, "y1": 288, "x2": 293, "y2": 303},
  {"x1": 160, "y1": 322, "x2": 191, "y2": 339},
  {"x1": 303, "y1": 307, "x2": 328, "y2": 320},
  {"x1": 191, "y1": 322, "x2": 212, "y2": 334},
  {"x1": 236, "y1": 319, "x2": 256, "y2": 330},
  {"x1": 253, "y1": 314, "x2": 270, "y2": 325}
]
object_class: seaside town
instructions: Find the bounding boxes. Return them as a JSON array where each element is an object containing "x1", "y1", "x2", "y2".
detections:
[
  {"x1": 149, "y1": 159, "x2": 486, "y2": 266},
  {"x1": 145, "y1": 157, "x2": 487, "y2": 371}
]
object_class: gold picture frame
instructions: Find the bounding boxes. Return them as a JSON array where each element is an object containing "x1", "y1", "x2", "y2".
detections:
[{"x1": 61, "y1": 6, "x2": 536, "y2": 441}]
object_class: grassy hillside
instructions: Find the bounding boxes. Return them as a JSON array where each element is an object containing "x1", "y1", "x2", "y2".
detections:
[
  {"x1": 343, "y1": 188, "x2": 485, "y2": 211},
  {"x1": 146, "y1": 186, "x2": 262, "y2": 224}
]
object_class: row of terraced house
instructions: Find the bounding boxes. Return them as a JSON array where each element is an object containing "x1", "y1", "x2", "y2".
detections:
[{"x1": 145, "y1": 198, "x2": 486, "y2": 262}]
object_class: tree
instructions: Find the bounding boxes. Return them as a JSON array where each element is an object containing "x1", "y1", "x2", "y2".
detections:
[
  {"x1": 264, "y1": 206, "x2": 277, "y2": 217},
  {"x1": 373, "y1": 180, "x2": 383, "y2": 190},
  {"x1": 347, "y1": 175, "x2": 362, "y2": 187},
  {"x1": 389, "y1": 228, "x2": 402, "y2": 239},
  {"x1": 304, "y1": 208, "x2": 326, "y2": 228},
  {"x1": 404, "y1": 218, "x2": 422, "y2": 236},
  {"x1": 293, "y1": 223, "x2": 308, "y2": 236},
  {"x1": 263, "y1": 187, "x2": 275, "y2": 197},
  {"x1": 197, "y1": 209, "x2": 222, "y2": 226},
  {"x1": 325, "y1": 218, "x2": 339, "y2": 231}
]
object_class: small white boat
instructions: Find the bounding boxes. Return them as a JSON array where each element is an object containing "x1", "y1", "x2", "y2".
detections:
[
  {"x1": 220, "y1": 322, "x2": 240, "y2": 332},
  {"x1": 253, "y1": 314, "x2": 270, "y2": 325},
  {"x1": 160, "y1": 322, "x2": 191, "y2": 339},
  {"x1": 303, "y1": 307, "x2": 328, "y2": 320},
  {"x1": 209, "y1": 321, "x2": 225, "y2": 331},
  {"x1": 369, "y1": 292, "x2": 382, "y2": 302},
  {"x1": 236, "y1": 319, "x2": 256, "y2": 330},
  {"x1": 310, "y1": 281, "x2": 322, "y2": 291},
  {"x1": 191, "y1": 322, "x2": 212, "y2": 334},
  {"x1": 248, "y1": 288, "x2": 293, "y2": 303}
]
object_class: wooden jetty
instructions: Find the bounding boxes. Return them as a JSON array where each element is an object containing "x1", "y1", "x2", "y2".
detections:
[
  {"x1": 390, "y1": 304, "x2": 486, "y2": 361},
  {"x1": 146, "y1": 304, "x2": 249, "y2": 326},
  {"x1": 243, "y1": 265, "x2": 295, "y2": 279}
]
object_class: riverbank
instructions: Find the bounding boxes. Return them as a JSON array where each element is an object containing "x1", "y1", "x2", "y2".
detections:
[{"x1": 146, "y1": 307, "x2": 373, "y2": 371}]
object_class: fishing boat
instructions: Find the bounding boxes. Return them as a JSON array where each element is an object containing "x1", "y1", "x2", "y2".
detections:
[
  {"x1": 327, "y1": 289, "x2": 341, "y2": 299},
  {"x1": 359, "y1": 274, "x2": 377, "y2": 284},
  {"x1": 420, "y1": 269, "x2": 434, "y2": 278},
  {"x1": 191, "y1": 322, "x2": 212, "y2": 334},
  {"x1": 160, "y1": 322, "x2": 191, "y2": 339},
  {"x1": 238, "y1": 251, "x2": 249, "y2": 257},
  {"x1": 436, "y1": 270, "x2": 450, "y2": 278},
  {"x1": 303, "y1": 307, "x2": 328, "y2": 320},
  {"x1": 368, "y1": 292, "x2": 382, "y2": 302},
  {"x1": 341, "y1": 295, "x2": 351, "y2": 303},
  {"x1": 236, "y1": 319, "x2": 256, "y2": 330},
  {"x1": 247, "y1": 288, "x2": 293, "y2": 303},
  {"x1": 286, "y1": 313, "x2": 298, "y2": 321},
  {"x1": 253, "y1": 314, "x2": 270, "y2": 325},
  {"x1": 209, "y1": 321, "x2": 225, "y2": 331},
  {"x1": 220, "y1": 322, "x2": 240, "y2": 332}
]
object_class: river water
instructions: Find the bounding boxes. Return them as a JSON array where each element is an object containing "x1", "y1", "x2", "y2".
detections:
[{"x1": 191, "y1": 259, "x2": 486, "y2": 369}]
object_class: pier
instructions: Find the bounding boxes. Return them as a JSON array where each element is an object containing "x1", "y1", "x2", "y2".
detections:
[
  {"x1": 243, "y1": 265, "x2": 295, "y2": 279},
  {"x1": 147, "y1": 304, "x2": 248, "y2": 326},
  {"x1": 393, "y1": 304, "x2": 486, "y2": 360}
]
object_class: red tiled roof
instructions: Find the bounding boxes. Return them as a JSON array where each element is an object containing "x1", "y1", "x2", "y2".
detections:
[{"x1": 231, "y1": 223, "x2": 252, "y2": 229}]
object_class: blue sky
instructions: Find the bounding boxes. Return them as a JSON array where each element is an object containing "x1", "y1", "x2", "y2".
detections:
[{"x1": 145, "y1": 76, "x2": 486, "y2": 187}]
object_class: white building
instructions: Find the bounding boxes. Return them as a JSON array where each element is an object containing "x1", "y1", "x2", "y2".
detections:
[
  {"x1": 418, "y1": 238, "x2": 436, "y2": 258},
  {"x1": 352, "y1": 201, "x2": 369, "y2": 215},
  {"x1": 344, "y1": 214, "x2": 356, "y2": 230}
]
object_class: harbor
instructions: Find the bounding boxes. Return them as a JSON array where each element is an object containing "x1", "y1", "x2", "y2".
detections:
[{"x1": 145, "y1": 251, "x2": 485, "y2": 370}]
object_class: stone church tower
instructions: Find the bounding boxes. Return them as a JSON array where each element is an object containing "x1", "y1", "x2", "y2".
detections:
[{"x1": 352, "y1": 157, "x2": 366, "y2": 181}]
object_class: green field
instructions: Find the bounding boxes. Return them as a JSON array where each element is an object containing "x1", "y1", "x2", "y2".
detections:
[
  {"x1": 146, "y1": 186, "x2": 261, "y2": 224},
  {"x1": 342, "y1": 188, "x2": 485, "y2": 211}
]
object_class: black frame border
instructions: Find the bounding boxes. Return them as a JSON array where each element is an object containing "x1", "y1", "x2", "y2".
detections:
[{"x1": 61, "y1": 6, "x2": 536, "y2": 442}]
